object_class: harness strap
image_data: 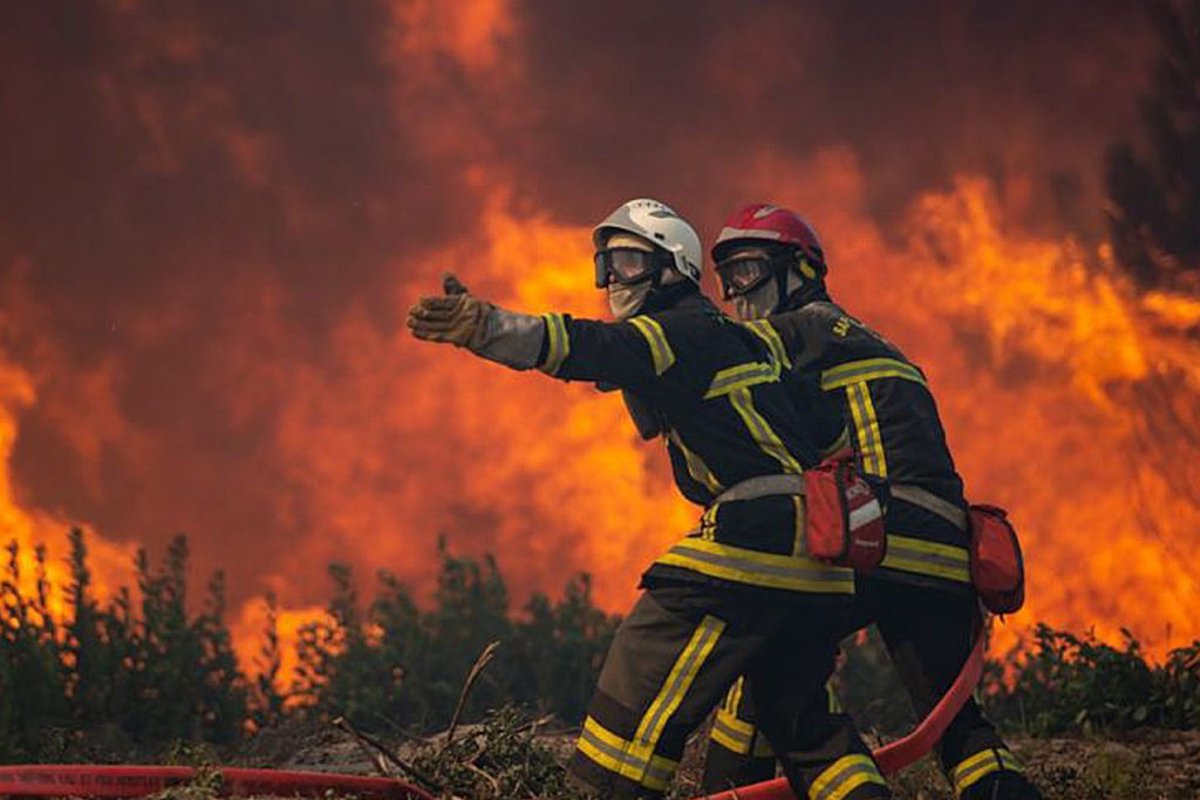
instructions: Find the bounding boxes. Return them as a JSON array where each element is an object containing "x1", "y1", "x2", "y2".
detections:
[
  {"x1": 890, "y1": 483, "x2": 968, "y2": 530},
  {"x1": 711, "y1": 474, "x2": 806, "y2": 505}
]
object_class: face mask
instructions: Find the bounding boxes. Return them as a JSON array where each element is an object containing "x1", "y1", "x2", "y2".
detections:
[
  {"x1": 608, "y1": 280, "x2": 653, "y2": 320},
  {"x1": 732, "y1": 280, "x2": 780, "y2": 321}
]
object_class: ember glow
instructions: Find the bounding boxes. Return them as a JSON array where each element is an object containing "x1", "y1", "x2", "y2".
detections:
[{"x1": 1, "y1": 0, "x2": 1195, "y2": 677}]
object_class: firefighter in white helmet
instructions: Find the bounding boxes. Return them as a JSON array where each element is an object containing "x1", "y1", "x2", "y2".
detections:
[{"x1": 408, "y1": 199, "x2": 890, "y2": 799}]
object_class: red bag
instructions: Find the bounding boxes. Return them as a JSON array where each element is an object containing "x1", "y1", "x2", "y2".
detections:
[
  {"x1": 804, "y1": 449, "x2": 886, "y2": 570},
  {"x1": 968, "y1": 504, "x2": 1025, "y2": 614}
]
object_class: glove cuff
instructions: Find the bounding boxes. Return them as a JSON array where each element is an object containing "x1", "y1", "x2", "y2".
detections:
[{"x1": 467, "y1": 304, "x2": 545, "y2": 370}]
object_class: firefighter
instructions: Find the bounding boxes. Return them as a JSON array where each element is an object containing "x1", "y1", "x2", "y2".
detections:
[
  {"x1": 408, "y1": 198, "x2": 891, "y2": 800},
  {"x1": 701, "y1": 203, "x2": 1042, "y2": 800}
]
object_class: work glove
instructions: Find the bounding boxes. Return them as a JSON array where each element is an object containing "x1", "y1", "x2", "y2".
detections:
[{"x1": 407, "y1": 272, "x2": 492, "y2": 348}]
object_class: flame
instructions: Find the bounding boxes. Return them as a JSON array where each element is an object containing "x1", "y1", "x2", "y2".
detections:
[
  {"x1": 1, "y1": 2, "x2": 1195, "y2": 688},
  {"x1": 0, "y1": 358, "x2": 136, "y2": 620}
]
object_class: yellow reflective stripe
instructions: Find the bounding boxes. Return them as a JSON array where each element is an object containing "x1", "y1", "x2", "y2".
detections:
[
  {"x1": 819, "y1": 427, "x2": 852, "y2": 460},
  {"x1": 712, "y1": 680, "x2": 774, "y2": 758},
  {"x1": 845, "y1": 382, "x2": 887, "y2": 477},
  {"x1": 827, "y1": 682, "x2": 843, "y2": 713},
  {"x1": 723, "y1": 676, "x2": 744, "y2": 714},
  {"x1": 634, "y1": 615, "x2": 725, "y2": 752},
  {"x1": 667, "y1": 430, "x2": 724, "y2": 494},
  {"x1": 952, "y1": 748, "x2": 1023, "y2": 796},
  {"x1": 729, "y1": 387, "x2": 804, "y2": 474},
  {"x1": 741, "y1": 320, "x2": 792, "y2": 369},
  {"x1": 539, "y1": 313, "x2": 570, "y2": 375},
  {"x1": 792, "y1": 495, "x2": 806, "y2": 556},
  {"x1": 655, "y1": 538, "x2": 854, "y2": 594},
  {"x1": 578, "y1": 716, "x2": 677, "y2": 791},
  {"x1": 716, "y1": 705, "x2": 755, "y2": 737},
  {"x1": 705, "y1": 360, "x2": 781, "y2": 398},
  {"x1": 808, "y1": 754, "x2": 887, "y2": 800},
  {"x1": 710, "y1": 708, "x2": 753, "y2": 755},
  {"x1": 882, "y1": 535, "x2": 971, "y2": 583},
  {"x1": 820, "y1": 357, "x2": 926, "y2": 390},
  {"x1": 629, "y1": 315, "x2": 675, "y2": 375}
]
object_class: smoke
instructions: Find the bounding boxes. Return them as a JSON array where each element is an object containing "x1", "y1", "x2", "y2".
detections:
[{"x1": 1, "y1": 0, "x2": 1196, "y2": 666}]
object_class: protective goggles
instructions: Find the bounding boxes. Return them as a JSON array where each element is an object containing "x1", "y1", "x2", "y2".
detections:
[
  {"x1": 714, "y1": 251, "x2": 781, "y2": 299},
  {"x1": 594, "y1": 248, "x2": 672, "y2": 289}
]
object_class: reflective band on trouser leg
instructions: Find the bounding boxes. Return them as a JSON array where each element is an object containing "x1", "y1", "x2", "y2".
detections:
[
  {"x1": 634, "y1": 616, "x2": 726, "y2": 751},
  {"x1": 710, "y1": 707, "x2": 775, "y2": 759},
  {"x1": 655, "y1": 538, "x2": 854, "y2": 594},
  {"x1": 576, "y1": 717, "x2": 678, "y2": 793},
  {"x1": 951, "y1": 748, "x2": 1023, "y2": 797},
  {"x1": 728, "y1": 386, "x2": 804, "y2": 474},
  {"x1": 880, "y1": 535, "x2": 971, "y2": 584},
  {"x1": 576, "y1": 616, "x2": 725, "y2": 794},
  {"x1": 845, "y1": 382, "x2": 886, "y2": 477},
  {"x1": 629, "y1": 315, "x2": 676, "y2": 375},
  {"x1": 539, "y1": 313, "x2": 571, "y2": 375},
  {"x1": 808, "y1": 754, "x2": 888, "y2": 800}
]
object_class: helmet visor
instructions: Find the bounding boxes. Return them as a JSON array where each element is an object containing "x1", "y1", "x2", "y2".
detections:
[
  {"x1": 594, "y1": 248, "x2": 663, "y2": 288},
  {"x1": 715, "y1": 253, "x2": 774, "y2": 299}
]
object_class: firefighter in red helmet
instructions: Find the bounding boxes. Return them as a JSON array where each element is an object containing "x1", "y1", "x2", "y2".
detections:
[
  {"x1": 701, "y1": 203, "x2": 1042, "y2": 800},
  {"x1": 409, "y1": 199, "x2": 890, "y2": 799}
]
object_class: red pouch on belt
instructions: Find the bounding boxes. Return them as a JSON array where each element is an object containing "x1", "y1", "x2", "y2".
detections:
[
  {"x1": 804, "y1": 449, "x2": 886, "y2": 570},
  {"x1": 968, "y1": 504, "x2": 1025, "y2": 614}
]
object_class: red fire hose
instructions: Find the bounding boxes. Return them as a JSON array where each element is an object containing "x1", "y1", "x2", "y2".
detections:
[
  {"x1": 0, "y1": 765, "x2": 434, "y2": 800},
  {"x1": 695, "y1": 631, "x2": 987, "y2": 800}
]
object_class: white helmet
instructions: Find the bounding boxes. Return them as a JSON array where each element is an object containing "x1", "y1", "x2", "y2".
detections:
[{"x1": 593, "y1": 198, "x2": 703, "y2": 285}]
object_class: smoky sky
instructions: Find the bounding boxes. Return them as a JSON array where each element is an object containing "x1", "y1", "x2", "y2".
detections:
[{"x1": 0, "y1": 0, "x2": 1163, "y2": 609}]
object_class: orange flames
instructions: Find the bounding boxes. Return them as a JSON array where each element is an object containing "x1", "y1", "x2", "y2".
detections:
[{"x1": 0, "y1": 1, "x2": 1196, "y2": 685}]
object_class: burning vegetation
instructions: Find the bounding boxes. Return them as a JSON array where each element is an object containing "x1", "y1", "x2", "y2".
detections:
[{"x1": 0, "y1": 3, "x2": 1198, "y2": 786}]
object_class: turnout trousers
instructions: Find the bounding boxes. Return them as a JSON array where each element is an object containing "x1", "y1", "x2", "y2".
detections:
[
  {"x1": 701, "y1": 577, "x2": 1028, "y2": 798},
  {"x1": 569, "y1": 580, "x2": 890, "y2": 800}
]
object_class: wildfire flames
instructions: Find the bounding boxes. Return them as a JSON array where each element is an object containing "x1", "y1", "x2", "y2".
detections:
[{"x1": 1, "y1": 0, "x2": 1196, "y2": 680}]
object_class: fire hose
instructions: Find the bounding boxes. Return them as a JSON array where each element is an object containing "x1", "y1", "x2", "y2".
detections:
[
  {"x1": 0, "y1": 634, "x2": 983, "y2": 800},
  {"x1": 0, "y1": 765, "x2": 434, "y2": 800},
  {"x1": 694, "y1": 629, "x2": 987, "y2": 800}
]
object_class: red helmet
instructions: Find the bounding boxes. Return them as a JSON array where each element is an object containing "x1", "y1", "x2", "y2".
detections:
[{"x1": 711, "y1": 203, "x2": 826, "y2": 273}]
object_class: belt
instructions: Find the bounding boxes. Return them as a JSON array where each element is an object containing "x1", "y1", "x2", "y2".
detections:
[
  {"x1": 890, "y1": 483, "x2": 968, "y2": 530},
  {"x1": 711, "y1": 474, "x2": 806, "y2": 505}
]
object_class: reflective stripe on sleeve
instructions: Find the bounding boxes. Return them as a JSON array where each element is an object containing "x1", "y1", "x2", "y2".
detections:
[
  {"x1": 629, "y1": 315, "x2": 676, "y2": 375},
  {"x1": 820, "y1": 357, "x2": 926, "y2": 390},
  {"x1": 655, "y1": 538, "x2": 854, "y2": 594},
  {"x1": 705, "y1": 360, "x2": 782, "y2": 398},
  {"x1": 539, "y1": 313, "x2": 571, "y2": 375},
  {"x1": 808, "y1": 754, "x2": 888, "y2": 800}
]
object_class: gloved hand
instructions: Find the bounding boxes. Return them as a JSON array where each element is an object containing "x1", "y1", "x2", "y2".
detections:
[{"x1": 407, "y1": 272, "x2": 492, "y2": 347}]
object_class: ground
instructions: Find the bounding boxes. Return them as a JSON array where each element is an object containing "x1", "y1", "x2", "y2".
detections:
[{"x1": 217, "y1": 717, "x2": 1200, "y2": 800}]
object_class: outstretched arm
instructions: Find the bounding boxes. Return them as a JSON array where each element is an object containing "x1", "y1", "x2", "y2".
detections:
[{"x1": 407, "y1": 274, "x2": 666, "y2": 389}]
